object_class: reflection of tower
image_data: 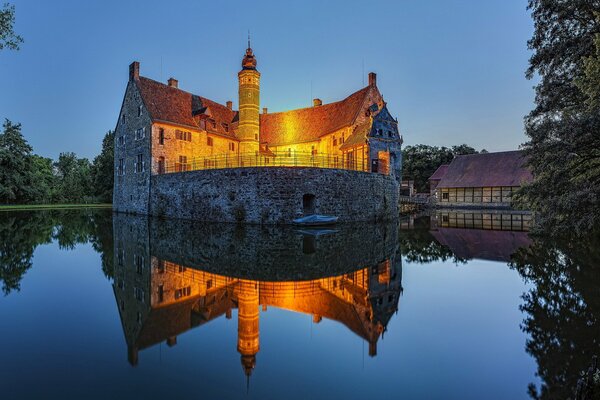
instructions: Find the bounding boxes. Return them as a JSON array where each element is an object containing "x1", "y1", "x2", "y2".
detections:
[
  {"x1": 237, "y1": 279, "x2": 260, "y2": 382},
  {"x1": 238, "y1": 36, "x2": 260, "y2": 155}
]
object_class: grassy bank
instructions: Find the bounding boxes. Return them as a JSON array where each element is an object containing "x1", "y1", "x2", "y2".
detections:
[{"x1": 0, "y1": 204, "x2": 112, "y2": 211}]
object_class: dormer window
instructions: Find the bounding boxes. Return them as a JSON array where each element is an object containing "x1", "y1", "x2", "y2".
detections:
[
  {"x1": 207, "y1": 119, "x2": 216, "y2": 130},
  {"x1": 222, "y1": 122, "x2": 229, "y2": 132}
]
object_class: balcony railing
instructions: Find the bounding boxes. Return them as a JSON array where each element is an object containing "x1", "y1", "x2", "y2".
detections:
[{"x1": 160, "y1": 151, "x2": 377, "y2": 175}]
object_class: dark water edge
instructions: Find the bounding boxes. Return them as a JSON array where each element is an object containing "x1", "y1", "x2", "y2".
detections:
[{"x1": 0, "y1": 208, "x2": 598, "y2": 400}]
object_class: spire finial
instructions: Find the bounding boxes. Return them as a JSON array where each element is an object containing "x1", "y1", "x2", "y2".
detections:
[{"x1": 248, "y1": 30, "x2": 251, "y2": 50}]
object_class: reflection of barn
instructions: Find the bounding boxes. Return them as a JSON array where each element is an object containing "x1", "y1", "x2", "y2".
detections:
[{"x1": 429, "y1": 211, "x2": 532, "y2": 262}]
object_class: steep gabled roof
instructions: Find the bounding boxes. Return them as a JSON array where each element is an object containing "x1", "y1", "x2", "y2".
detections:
[
  {"x1": 437, "y1": 151, "x2": 533, "y2": 188},
  {"x1": 136, "y1": 77, "x2": 237, "y2": 138},
  {"x1": 259, "y1": 86, "x2": 373, "y2": 146},
  {"x1": 429, "y1": 164, "x2": 449, "y2": 181},
  {"x1": 340, "y1": 121, "x2": 371, "y2": 150}
]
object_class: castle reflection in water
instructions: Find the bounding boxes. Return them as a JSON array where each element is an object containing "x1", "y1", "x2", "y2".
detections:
[
  {"x1": 111, "y1": 210, "x2": 532, "y2": 379},
  {"x1": 112, "y1": 214, "x2": 403, "y2": 379}
]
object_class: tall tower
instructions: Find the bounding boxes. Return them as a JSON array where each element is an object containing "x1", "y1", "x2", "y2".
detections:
[
  {"x1": 238, "y1": 37, "x2": 260, "y2": 155},
  {"x1": 237, "y1": 279, "x2": 260, "y2": 382}
]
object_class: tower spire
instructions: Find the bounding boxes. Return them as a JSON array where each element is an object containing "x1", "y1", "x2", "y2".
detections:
[{"x1": 248, "y1": 30, "x2": 251, "y2": 50}]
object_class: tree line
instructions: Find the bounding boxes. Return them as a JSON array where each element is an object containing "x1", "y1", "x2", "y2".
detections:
[{"x1": 0, "y1": 119, "x2": 114, "y2": 204}]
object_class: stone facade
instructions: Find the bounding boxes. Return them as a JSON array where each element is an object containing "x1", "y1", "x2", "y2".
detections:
[
  {"x1": 148, "y1": 167, "x2": 399, "y2": 224},
  {"x1": 113, "y1": 64, "x2": 153, "y2": 215}
]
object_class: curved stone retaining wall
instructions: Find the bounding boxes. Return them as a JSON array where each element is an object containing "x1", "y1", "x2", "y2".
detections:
[{"x1": 148, "y1": 167, "x2": 399, "y2": 224}]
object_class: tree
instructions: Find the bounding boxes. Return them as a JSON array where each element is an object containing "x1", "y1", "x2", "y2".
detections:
[
  {"x1": 402, "y1": 144, "x2": 478, "y2": 193},
  {"x1": 578, "y1": 19, "x2": 600, "y2": 110},
  {"x1": 53, "y1": 152, "x2": 93, "y2": 203},
  {"x1": 511, "y1": 230, "x2": 600, "y2": 399},
  {"x1": 91, "y1": 130, "x2": 114, "y2": 203},
  {"x1": 519, "y1": 1, "x2": 600, "y2": 235},
  {"x1": 0, "y1": 2, "x2": 23, "y2": 51},
  {"x1": 0, "y1": 119, "x2": 33, "y2": 203}
]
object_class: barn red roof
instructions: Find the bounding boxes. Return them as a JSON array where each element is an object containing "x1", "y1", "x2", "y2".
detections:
[
  {"x1": 259, "y1": 86, "x2": 373, "y2": 146},
  {"x1": 437, "y1": 151, "x2": 532, "y2": 188},
  {"x1": 429, "y1": 164, "x2": 449, "y2": 181}
]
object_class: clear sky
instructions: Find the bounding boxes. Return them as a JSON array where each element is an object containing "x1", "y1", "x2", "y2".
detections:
[{"x1": 0, "y1": 0, "x2": 534, "y2": 160}]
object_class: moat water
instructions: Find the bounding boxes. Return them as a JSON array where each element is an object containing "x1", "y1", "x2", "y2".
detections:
[{"x1": 0, "y1": 209, "x2": 598, "y2": 400}]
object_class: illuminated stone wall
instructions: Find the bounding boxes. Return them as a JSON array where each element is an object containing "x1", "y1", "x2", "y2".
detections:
[
  {"x1": 150, "y1": 122, "x2": 239, "y2": 174},
  {"x1": 148, "y1": 167, "x2": 399, "y2": 224}
]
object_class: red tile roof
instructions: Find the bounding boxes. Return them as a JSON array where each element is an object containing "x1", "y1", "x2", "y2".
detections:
[
  {"x1": 136, "y1": 77, "x2": 237, "y2": 138},
  {"x1": 429, "y1": 164, "x2": 449, "y2": 181},
  {"x1": 259, "y1": 86, "x2": 373, "y2": 146},
  {"x1": 136, "y1": 76, "x2": 377, "y2": 145},
  {"x1": 437, "y1": 151, "x2": 533, "y2": 188}
]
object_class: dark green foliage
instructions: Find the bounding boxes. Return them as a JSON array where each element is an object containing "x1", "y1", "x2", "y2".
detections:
[
  {"x1": 91, "y1": 131, "x2": 114, "y2": 203},
  {"x1": 399, "y1": 216, "x2": 467, "y2": 264},
  {"x1": 0, "y1": 2, "x2": 23, "y2": 51},
  {"x1": 520, "y1": 0, "x2": 600, "y2": 235},
  {"x1": 0, "y1": 209, "x2": 114, "y2": 295},
  {"x1": 401, "y1": 144, "x2": 479, "y2": 193},
  {"x1": 0, "y1": 119, "x2": 31, "y2": 203},
  {"x1": 511, "y1": 230, "x2": 600, "y2": 400},
  {"x1": 53, "y1": 152, "x2": 93, "y2": 203}
]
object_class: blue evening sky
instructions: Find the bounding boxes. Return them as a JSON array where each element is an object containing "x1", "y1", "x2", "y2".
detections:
[{"x1": 0, "y1": 0, "x2": 534, "y2": 159}]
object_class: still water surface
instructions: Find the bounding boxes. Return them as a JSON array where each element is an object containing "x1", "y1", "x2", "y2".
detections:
[{"x1": 0, "y1": 209, "x2": 597, "y2": 399}]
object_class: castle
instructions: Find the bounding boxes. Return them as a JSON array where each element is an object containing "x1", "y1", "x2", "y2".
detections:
[{"x1": 113, "y1": 43, "x2": 403, "y2": 223}]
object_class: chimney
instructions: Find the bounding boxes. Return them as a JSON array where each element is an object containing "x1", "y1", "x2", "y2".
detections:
[
  {"x1": 313, "y1": 98, "x2": 322, "y2": 107},
  {"x1": 226, "y1": 100, "x2": 233, "y2": 110},
  {"x1": 368, "y1": 72, "x2": 377, "y2": 86},
  {"x1": 262, "y1": 107, "x2": 268, "y2": 114},
  {"x1": 168, "y1": 77, "x2": 178, "y2": 88},
  {"x1": 129, "y1": 61, "x2": 140, "y2": 81}
]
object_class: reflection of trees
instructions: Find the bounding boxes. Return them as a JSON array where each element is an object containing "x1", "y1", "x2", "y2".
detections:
[
  {"x1": 511, "y1": 231, "x2": 600, "y2": 400},
  {"x1": 399, "y1": 216, "x2": 466, "y2": 264},
  {"x1": 0, "y1": 211, "x2": 53, "y2": 294},
  {"x1": 0, "y1": 209, "x2": 114, "y2": 295}
]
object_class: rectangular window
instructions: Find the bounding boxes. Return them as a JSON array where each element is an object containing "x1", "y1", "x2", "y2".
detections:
[
  {"x1": 333, "y1": 136, "x2": 337, "y2": 146},
  {"x1": 138, "y1": 105, "x2": 142, "y2": 117},
  {"x1": 135, "y1": 154, "x2": 144, "y2": 173},
  {"x1": 118, "y1": 159, "x2": 124, "y2": 175},
  {"x1": 174, "y1": 286, "x2": 192, "y2": 299},
  {"x1": 442, "y1": 192, "x2": 449, "y2": 200},
  {"x1": 134, "y1": 287, "x2": 144, "y2": 303},
  {"x1": 118, "y1": 135, "x2": 125, "y2": 146},
  {"x1": 121, "y1": 114, "x2": 126, "y2": 125},
  {"x1": 222, "y1": 123, "x2": 229, "y2": 132},
  {"x1": 229, "y1": 142, "x2": 235, "y2": 151},
  {"x1": 135, "y1": 127, "x2": 146, "y2": 140},
  {"x1": 158, "y1": 285, "x2": 164, "y2": 303},
  {"x1": 159, "y1": 128, "x2": 165, "y2": 145},
  {"x1": 177, "y1": 156, "x2": 188, "y2": 172},
  {"x1": 175, "y1": 130, "x2": 191, "y2": 141},
  {"x1": 207, "y1": 136, "x2": 214, "y2": 146}
]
